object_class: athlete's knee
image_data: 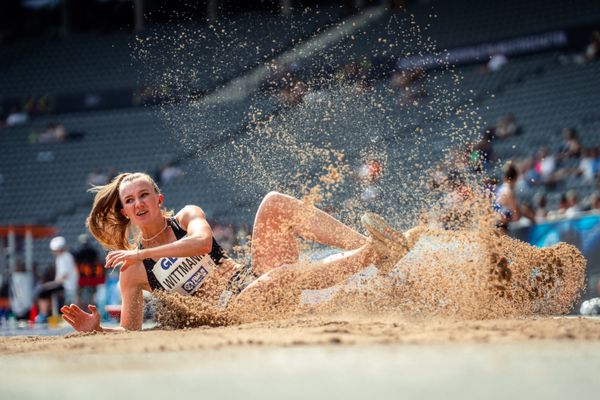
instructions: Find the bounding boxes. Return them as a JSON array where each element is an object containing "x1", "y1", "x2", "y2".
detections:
[{"x1": 261, "y1": 191, "x2": 291, "y2": 210}]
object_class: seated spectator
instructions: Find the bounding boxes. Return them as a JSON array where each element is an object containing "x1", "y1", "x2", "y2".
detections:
[
  {"x1": 32, "y1": 123, "x2": 85, "y2": 144},
  {"x1": 159, "y1": 162, "x2": 184, "y2": 185},
  {"x1": 74, "y1": 234, "x2": 98, "y2": 266},
  {"x1": 520, "y1": 155, "x2": 541, "y2": 187},
  {"x1": 495, "y1": 113, "x2": 521, "y2": 139},
  {"x1": 578, "y1": 148, "x2": 598, "y2": 182},
  {"x1": 481, "y1": 53, "x2": 508, "y2": 74},
  {"x1": 9, "y1": 261, "x2": 33, "y2": 320},
  {"x1": 534, "y1": 147, "x2": 557, "y2": 187},
  {"x1": 470, "y1": 129, "x2": 496, "y2": 171},
  {"x1": 589, "y1": 192, "x2": 600, "y2": 211},
  {"x1": 5, "y1": 107, "x2": 29, "y2": 127},
  {"x1": 533, "y1": 193, "x2": 548, "y2": 220},
  {"x1": 40, "y1": 123, "x2": 67, "y2": 143},
  {"x1": 86, "y1": 168, "x2": 109, "y2": 187},
  {"x1": 558, "y1": 128, "x2": 582, "y2": 159},
  {"x1": 565, "y1": 190, "x2": 582, "y2": 218},
  {"x1": 495, "y1": 162, "x2": 532, "y2": 232},
  {"x1": 547, "y1": 194, "x2": 569, "y2": 220},
  {"x1": 575, "y1": 30, "x2": 600, "y2": 64},
  {"x1": 357, "y1": 159, "x2": 383, "y2": 202},
  {"x1": 512, "y1": 202, "x2": 536, "y2": 228}
]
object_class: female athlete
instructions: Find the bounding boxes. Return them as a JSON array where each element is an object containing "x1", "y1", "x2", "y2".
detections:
[{"x1": 61, "y1": 172, "x2": 408, "y2": 332}]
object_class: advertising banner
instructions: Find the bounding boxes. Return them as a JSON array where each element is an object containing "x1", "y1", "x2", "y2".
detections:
[{"x1": 511, "y1": 213, "x2": 600, "y2": 301}]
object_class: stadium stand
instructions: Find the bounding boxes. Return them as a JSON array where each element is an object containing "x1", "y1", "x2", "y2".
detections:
[
  {"x1": 1, "y1": 0, "x2": 600, "y2": 270},
  {"x1": 0, "y1": 5, "x2": 347, "y2": 98}
]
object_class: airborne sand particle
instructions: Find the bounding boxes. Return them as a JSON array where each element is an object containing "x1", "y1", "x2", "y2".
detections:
[{"x1": 131, "y1": 7, "x2": 587, "y2": 329}]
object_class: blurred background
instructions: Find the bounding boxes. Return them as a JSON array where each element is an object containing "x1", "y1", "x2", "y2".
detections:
[{"x1": 0, "y1": 0, "x2": 599, "y2": 328}]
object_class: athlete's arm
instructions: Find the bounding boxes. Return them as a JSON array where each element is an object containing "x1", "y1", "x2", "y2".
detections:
[
  {"x1": 138, "y1": 205, "x2": 214, "y2": 260},
  {"x1": 61, "y1": 263, "x2": 148, "y2": 332},
  {"x1": 105, "y1": 205, "x2": 214, "y2": 272}
]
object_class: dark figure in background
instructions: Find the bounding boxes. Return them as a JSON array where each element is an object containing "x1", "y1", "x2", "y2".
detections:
[
  {"x1": 495, "y1": 113, "x2": 521, "y2": 139},
  {"x1": 470, "y1": 128, "x2": 496, "y2": 171},
  {"x1": 34, "y1": 265, "x2": 60, "y2": 324},
  {"x1": 74, "y1": 234, "x2": 99, "y2": 307},
  {"x1": 558, "y1": 128, "x2": 582, "y2": 159},
  {"x1": 74, "y1": 234, "x2": 98, "y2": 266}
]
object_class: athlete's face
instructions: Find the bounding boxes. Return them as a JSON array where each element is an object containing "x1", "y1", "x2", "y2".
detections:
[{"x1": 118, "y1": 178, "x2": 164, "y2": 226}]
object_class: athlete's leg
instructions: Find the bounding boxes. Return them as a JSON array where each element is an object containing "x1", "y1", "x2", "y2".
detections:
[
  {"x1": 250, "y1": 191, "x2": 367, "y2": 275},
  {"x1": 239, "y1": 237, "x2": 388, "y2": 304}
]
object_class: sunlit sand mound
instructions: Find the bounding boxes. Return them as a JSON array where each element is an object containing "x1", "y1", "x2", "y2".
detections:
[{"x1": 152, "y1": 225, "x2": 586, "y2": 329}]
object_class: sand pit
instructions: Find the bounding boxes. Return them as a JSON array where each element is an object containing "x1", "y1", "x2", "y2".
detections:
[
  {"x1": 2, "y1": 316, "x2": 600, "y2": 400},
  {"x1": 2, "y1": 315, "x2": 600, "y2": 355}
]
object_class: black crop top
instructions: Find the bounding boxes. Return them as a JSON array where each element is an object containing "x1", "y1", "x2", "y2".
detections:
[{"x1": 141, "y1": 217, "x2": 228, "y2": 295}]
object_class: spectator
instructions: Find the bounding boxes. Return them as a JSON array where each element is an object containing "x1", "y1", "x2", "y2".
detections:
[
  {"x1": 565, "y1": 190, "x2": 581, "y2": 218},
  {"x1": 533, "y1": 193, "x2": 548, "y2": 220},
  {"x1": 495, "y1": 113, "x2": 521, "y2": 139},
  {"x1": 357, "y1": 159, "x2": 383, "y2": 202},
  {"x1": 534, "y1": 147, "x2": 557, "y2": 187},
  {"x1": 548, "y1": 194, "x2": 569, "y2": 220},
  {"x1": 578, "y1": 148, "x2": 598, "y2": 182},
  {"x1": 74, "y1": 234, "x2": 98, "y2": 266},
  {"x1": 595, "y1": 144, "x2": 600, "y2": 175},
  {"x1": 36, "y1": 150, "x2": 55, "y2": 162},
  {"x1": 32, "y1": 122, "x2": 84, "y2": 144},
  {"x1": 470, "y1": 129, "x2": 496, "y2": 171},
  {"x1": 74, "y1": 234, "x2": 100, "y2": 307},
  {"x1": 87, "y1": 168, "x2": 109, "y2": 187},
  {"x1": 5, "y1": 107, "x2": 28, "y2": 127},
  {"x1": 159, "y1": 162, "x2": 184, "y2": 185},
  {"x1": 495, "y1": 162, "x2": 534, "y2": 231},
  {"x1": 34, "y1": 123, "x2": 66, "y2": 143},
  {"x1": 558, "y1": 128, "x2": 582, "y2": 159},
  {"x1": 33, "y1": 264, "x2": 56, "y2": 324},
  {"x1": 520, "y1": 155, "x2": 541, "y2": 187},
  {"x1": 9, "y1": 261, "x2": 33, "y2": 320},
  {"x1": 575, "y1": 30, "x2": 600, "y2": 64},
  {"x1": 35, "y1": 236, "x2": 79, "y2": 322},
  {"x1": 482, "y1": 53, "x2": 508, "y2": 73},
  {"x1": 512, "y1": 202, "x2": 536, "y2": 228},
  {"x1": 589, "y1": 192, "x2": 600, "y2": 211}
]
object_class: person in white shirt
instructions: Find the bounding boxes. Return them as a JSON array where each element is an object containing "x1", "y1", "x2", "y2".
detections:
[
  {"x1": 35, "y1": 237, "x2": 79, "y2": 322},
  {"x1": 49, "y1": 236, "x2": 79, "y2": 305}
]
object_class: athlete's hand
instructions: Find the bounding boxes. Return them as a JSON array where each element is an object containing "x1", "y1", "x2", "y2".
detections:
[
  {"x1": 61, "y1": 304, "x2": 101, "y2": 333},
  {"x1": 105, "y1": 249, "x2": 140, "y2": 272}
]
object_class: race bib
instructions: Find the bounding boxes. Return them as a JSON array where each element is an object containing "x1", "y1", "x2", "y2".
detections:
[{"x1": 151, "y1": 254, "x2": 217, "y2": 296}]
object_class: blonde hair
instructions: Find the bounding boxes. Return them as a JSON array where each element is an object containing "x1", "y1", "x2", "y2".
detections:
[{"x1": 86, "y1": 172, "x2": 173, "y2": 250}]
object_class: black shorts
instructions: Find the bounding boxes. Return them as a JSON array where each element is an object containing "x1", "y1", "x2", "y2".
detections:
[{"x1": 37, "y1": 284, "x2": 64, "y2": 300}]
